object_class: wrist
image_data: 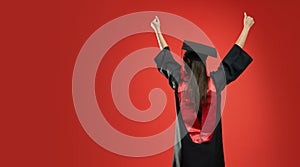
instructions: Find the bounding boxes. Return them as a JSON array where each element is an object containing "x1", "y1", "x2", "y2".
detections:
[
  {"x1": 243, "y1": 26, "x2": 251, "y2": 32},
  {"x1": 155, "y1": 27, "x2": 161, "y2": 33}
]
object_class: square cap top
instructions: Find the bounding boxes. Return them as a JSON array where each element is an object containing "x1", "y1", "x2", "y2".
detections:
[{"x1": 182, "y1": 40, "x2": 217, "y2": 58}]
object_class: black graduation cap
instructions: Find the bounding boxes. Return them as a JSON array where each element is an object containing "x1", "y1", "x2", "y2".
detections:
[{"x1": 182, "y1": 40, "x2": 217, "y2": 64}]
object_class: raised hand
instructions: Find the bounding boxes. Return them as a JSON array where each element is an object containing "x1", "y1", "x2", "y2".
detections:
[
  {"x1": 243, "y1": 12, "x2": 255, "y2": 29},
  {"x1": 150, "y1": 16, "x2": 168, "y2": 49},
  {"x1": 235, "y1": 12, "x2": 255, "y2": 48},
  {"x1": 151, "y1": 16, "x2": 161, "y2": 32}
]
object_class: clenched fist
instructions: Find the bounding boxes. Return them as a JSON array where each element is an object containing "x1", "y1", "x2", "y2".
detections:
[
  {"x1": 151, "y1": 16, "x2": 161, "y2": 32},
  {"x1": 244, "y1": 12, "x2": 255, "y2": 29}
]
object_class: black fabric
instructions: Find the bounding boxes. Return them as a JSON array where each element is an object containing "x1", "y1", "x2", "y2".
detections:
[
  {"x1": 154, "y1": 44, "x2": 253, "y2": 167},
  {"x1": 211, "y1": 44, "x2": 253, "y2": 91},
  {"x1": 180, "y1": 121, "x2": 224, "y2": 167},
  {"x1": 154, "y1": 46, "x2": 181, "y2": 90},
  {"x1": 182, "y1": 40, "x2": 217, "y2": 57},
  {"x1": 220, "y1": 44, "x2": 253, "y2": 85},
  {"x1": 184, "y1": 50, "x2": 204, "y2": 61}
]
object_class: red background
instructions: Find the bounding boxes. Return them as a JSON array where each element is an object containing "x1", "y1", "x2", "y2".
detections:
[{"x1": 2, "y1": 0, "x2": 300, "y2": 166}]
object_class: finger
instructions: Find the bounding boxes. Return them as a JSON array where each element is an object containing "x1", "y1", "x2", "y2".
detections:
[{"x1": 244, "y1": 12, "x2": 247, "y2": 17}]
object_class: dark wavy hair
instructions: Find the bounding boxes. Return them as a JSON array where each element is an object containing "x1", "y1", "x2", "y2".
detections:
[{"x1": 183, "y1": 51, "x2": 208, "y2": 111}]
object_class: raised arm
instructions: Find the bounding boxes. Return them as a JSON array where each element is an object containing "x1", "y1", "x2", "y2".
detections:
[
  {"x1": 151, "y1": 16, "x2": 168, "y2": 50},
  {"x1": 235, "y1": 12, "x2": 255, "y2": 48},
  {"x1": 211, "y1": 12, "x2": 254, "y2": 91},
  {"x1": 151, "y1": 16, "x2": 181, "y2": 90}
]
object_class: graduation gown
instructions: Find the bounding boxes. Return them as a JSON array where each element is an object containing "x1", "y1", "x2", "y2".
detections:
[{"x1": 154, "y1": 44, "x2": 253, "y2": 167}]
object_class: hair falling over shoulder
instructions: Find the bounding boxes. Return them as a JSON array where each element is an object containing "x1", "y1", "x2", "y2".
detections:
[{"x1": 183, "y1": 51, "x2": 208, "y2": 111}]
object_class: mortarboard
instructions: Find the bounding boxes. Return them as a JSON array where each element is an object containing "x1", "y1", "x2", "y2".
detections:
[{"x1": 182, "y1": 40, "x2": 217, "y2": 64}]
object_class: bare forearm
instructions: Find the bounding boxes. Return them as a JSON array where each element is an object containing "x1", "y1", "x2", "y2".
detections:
[
  {"x1": 235, "y1": 27, "x2": 250, "y2": 48},
  {"x1": 151, "y1": 16, "x2": 168, "y2": 50},
  {"x1": 155, "y1": 29, "x2": 168, "y2": 50},
  {"x1": 235, "y1": 12, "x2": 255, "y2": 48}
]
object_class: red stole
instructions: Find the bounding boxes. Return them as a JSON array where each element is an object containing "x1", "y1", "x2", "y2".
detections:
[{"x1": 178, "y1": 67, "x2": 217, "y2": 144}]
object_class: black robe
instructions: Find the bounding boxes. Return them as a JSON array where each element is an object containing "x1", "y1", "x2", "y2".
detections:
[{"x1": 154, "y1": 44, "x2": 253, "y2": 167}]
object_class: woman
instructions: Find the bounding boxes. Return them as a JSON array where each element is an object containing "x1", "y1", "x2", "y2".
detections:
[{"x1": 151, "y1": 13, "x2": 254, "y2": 167}]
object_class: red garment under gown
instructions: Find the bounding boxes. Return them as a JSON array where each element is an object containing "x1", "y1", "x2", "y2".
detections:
[{"x1": 178, "y1": 67, "x2": 217, "y2": 144}]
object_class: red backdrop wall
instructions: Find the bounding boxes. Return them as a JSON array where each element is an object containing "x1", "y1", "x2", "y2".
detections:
[{"x1": 2, "y1": 0, "x2": 300, "y2": 166}]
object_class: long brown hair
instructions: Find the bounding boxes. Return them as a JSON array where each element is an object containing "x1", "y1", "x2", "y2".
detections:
[{"x1": 183, "y1": 51, "x2": 208, "y2": 111}]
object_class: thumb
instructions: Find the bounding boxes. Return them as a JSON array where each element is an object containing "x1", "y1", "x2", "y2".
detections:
[{"x1": 244, "y1": 12, "x2": 247, "y2": 18}]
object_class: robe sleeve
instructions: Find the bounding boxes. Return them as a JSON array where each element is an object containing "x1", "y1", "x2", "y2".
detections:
[
  {"x1": 154, "y1": 46, "x2": 181, "y2": 90},
  {"x1": 211, "y1": 44, "x2": 253, "y2": 91}
]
